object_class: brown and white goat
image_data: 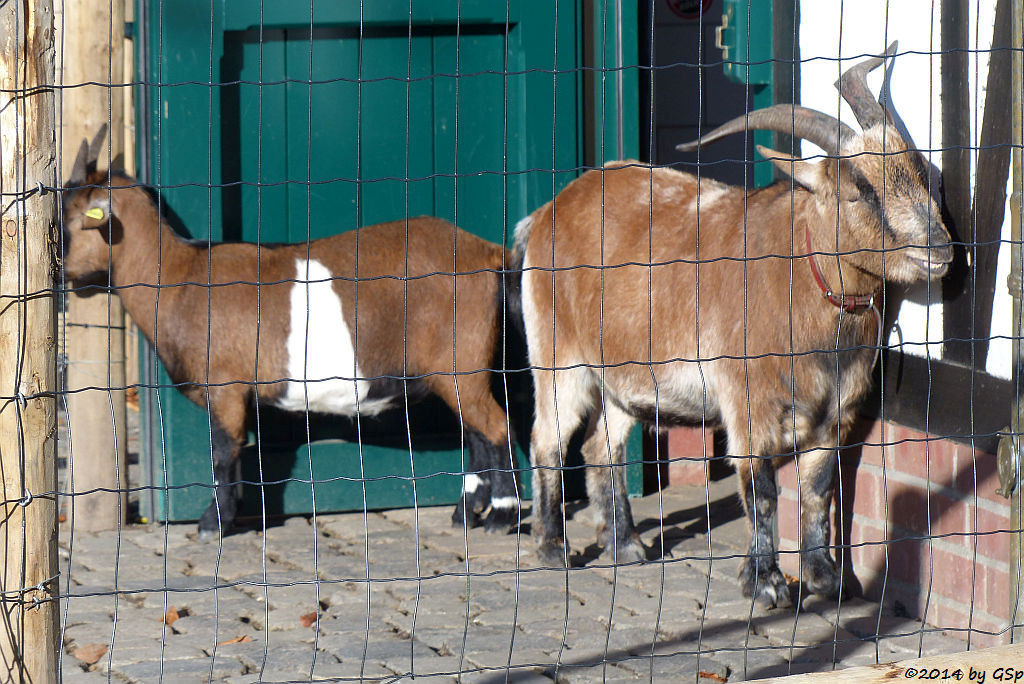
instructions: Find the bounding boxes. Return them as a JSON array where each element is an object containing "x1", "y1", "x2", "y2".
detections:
[
  {"x1": 61, "y1": 130, "x2": 520, "y2": 539},
  {"x1": 514, "y1": 44, "x2": 951, "y2": 606}
]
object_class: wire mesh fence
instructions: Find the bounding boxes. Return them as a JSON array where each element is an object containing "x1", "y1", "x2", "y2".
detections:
[{"x1": 1, "y1": 0, "x2": 1021, "y2": 681}]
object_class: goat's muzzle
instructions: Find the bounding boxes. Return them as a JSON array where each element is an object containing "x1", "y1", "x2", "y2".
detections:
[{"x1": 903, "y1": 237, "x2": 953, "y2": 279}]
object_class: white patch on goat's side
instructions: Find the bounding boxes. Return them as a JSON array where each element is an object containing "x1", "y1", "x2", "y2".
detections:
[
  {"x1": 276, "y1": 258, "x2": 391, "y2": 416},
  {"x1": 461, "y1": 473, "x2": 484, "y2": 494}
]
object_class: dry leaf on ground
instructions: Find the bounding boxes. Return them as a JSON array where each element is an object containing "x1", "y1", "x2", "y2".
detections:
[{"x1": 72, "y1": 643, "x2": 107, "y2": 665}]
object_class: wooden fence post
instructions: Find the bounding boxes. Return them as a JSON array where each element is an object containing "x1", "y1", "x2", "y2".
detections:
[
  {"x1": 0, "y1": 0, "x2": 60, "y2": 680},
  {"x1": 1010, "y1": 0, "x2": 1024, "y2": 644},
  {"x1": 58, "y1": 0, "x2": 128, "y2": 531}
]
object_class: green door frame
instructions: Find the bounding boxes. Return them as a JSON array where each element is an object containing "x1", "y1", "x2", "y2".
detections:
[{"x1": 134, "y1": 0, "x2": 642, "y2": 522}]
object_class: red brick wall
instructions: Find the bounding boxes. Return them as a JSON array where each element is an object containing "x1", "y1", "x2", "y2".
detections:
[{"x1": 664, "y1": 421, "x2": 1013, "y2": 647}]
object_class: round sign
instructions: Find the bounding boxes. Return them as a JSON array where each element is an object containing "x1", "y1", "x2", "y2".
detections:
[{"x1": 666, "y1": 0, "x2": 714, "y2": 20}]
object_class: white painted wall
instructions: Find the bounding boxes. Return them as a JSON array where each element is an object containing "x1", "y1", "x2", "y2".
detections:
[{"x1": 799, "y1": 0, "x2": 1011, "y2": 379}]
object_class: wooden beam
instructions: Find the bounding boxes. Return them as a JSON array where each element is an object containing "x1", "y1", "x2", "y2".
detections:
[
  {"x1": 758, "y1": 642, "x2": 1024, "y2": 683},
  {"x1": 1009, "y1": 0, "x2": 1024, "y2": 643},
  {"x1": 966, "y1": 0, "x2": 1013, "y2": 371},
  {"x1": 0, "y1": 0, "x2": 59, "y2": 680},
  {"x1": 940, "y1": 0, "x2": 973, "y2": 363},
  {"x1": 57, "y1": 0, "x2": 128, "y2": 532}
]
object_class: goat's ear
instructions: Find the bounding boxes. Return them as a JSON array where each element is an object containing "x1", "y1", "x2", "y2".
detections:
[
  {"x1": 755, "y1": 145, "x2": 825, "y2": 192},
  {"x1": 80, "y1": 198, "x2": 113, "y2": 229},
  {"x1": 79, "y1": 198, "x2": 122, "y2": 244}
]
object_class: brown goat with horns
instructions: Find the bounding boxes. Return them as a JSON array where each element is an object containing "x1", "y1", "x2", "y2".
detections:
[
  {"x1": 514, "y1": 44, "x2": 952, "y2": 606},
  {"x1": 61, "y1": 129, "x2": 520, "y2": 540}
]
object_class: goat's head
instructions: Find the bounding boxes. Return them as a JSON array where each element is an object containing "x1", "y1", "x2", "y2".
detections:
[
  {"x1": 677, "y1": 43, "x2": 952, "y2": 285},
  {"x1": 61, "y1": 125, "x2": 128, "y2": 281}
]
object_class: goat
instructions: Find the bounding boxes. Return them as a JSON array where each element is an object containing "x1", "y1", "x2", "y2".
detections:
[
  {"x1": 514, "y1": 43, "x2": 952, "y2": 607},
  {"x1": 61, "y1": 129, "x2": 520, "y2": 539}
]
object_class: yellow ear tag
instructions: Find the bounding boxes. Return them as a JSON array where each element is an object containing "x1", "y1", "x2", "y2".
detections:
[{"x1": 84, "y1": 207, "x2": 105, "y2": 220}]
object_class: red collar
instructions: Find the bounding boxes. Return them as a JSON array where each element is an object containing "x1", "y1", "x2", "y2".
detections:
[{"x1": 805, "y1": 225, "x2": 875, "y2": 313}]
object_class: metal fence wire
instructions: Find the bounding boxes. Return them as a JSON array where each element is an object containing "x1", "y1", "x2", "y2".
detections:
[{"x1": 0, "y1": 0, "x2": 1019, "y2": 681}]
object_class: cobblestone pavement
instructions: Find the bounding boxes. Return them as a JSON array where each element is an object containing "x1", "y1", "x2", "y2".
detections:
[{"x1": 56, "y1": 474, "x2": 968, "y2": 683}]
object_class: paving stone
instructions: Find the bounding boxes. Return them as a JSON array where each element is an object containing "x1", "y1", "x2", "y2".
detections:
[
  {"x1": 231, "y1": 571, "x2": 320, "y2": 609},
  {"x1": 106, "y1": 654, "x2": 244, "y2": 683},
  {"x1": 547, "y1": 658, "x2": 643, "y2": 683},
  {"x1": 314, "y1": 551, "x2": 380, "y2": 583},
  {"x1": 61, "y1": 588, "x2": 119, "y2": 618},
  {"x1": 319, "y1": 597, "x2": 402, "y2": 634},
  {"x1": 56, "y1": 662, "x2": 123, "y2": 684},
  {"x1": 467, "y1": 591, "x2": 576, "y2": 630},
  {"x1": 748, "y1": 608, "x2": 855, "y2": 646},
  {"x1": 139, "y1": 583, "x2": 252, "y2": 612},
  {"x1": 317, "y1": 511, "x2": 408, "y2": 540},
  {"x1": 102, "y1": 636, "x2": 209, "y2": 663},
  {"x1": 614, "y1": 651, "x2": 729, "y2": 682},
  {"x1": 175, "y1": 537, "x2": 271, "y2": 582},
  {"x1": 380, "y1": 503, "x2": 454, "y2": 529},
  {"x1": 697, "y1": 636, "x2": 791, "y2": 682},
  {"x1": 451, "y1": 625, "x2": 548, "y2": 670},
  {"x1": 121, "y1": 522, "x2": 194, "y2": 553},
  {"x1": 385, "y1": 652, "x2": 467, "y2": 681},
  {"x1": 307, "y1": 653, "x2": 403, "y2": 681},
  {"x1": 392, "y1": 608, "x2": 478, "y2": 636},
  {"x1": 221, "y1": 636, "x2": 321, "y2": 675},
  {"x1": 458, "y1": 665, "x2": 554, "y2": 684},
  {"x1": 321, "y1": 632, "x2": 438, "y2": 669},
  {"x1": 840, "y1": 613, "x2": 944, "y2": 656},
  {"x1": 55, "y1": 483, "x2": 970, "y2": 681}
]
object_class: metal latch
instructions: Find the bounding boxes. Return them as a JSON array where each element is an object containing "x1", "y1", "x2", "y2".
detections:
[
  {"x1": 715, "y1": 12, "x2": 730, "y2": 60},
  {"x1": 996, "y1": 403, "x2": 1023, "y2": 498}
]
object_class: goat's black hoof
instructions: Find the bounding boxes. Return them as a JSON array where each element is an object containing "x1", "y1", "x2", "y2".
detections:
[
  {"x1": 451, "y1": 500, "x2": 485, "y2": 529},
  {"x1": 197, "y1": 506, "x2": 231, "y2": 542},
  {"x1": 802, "y1": 552, "x2": 840, "y2": 598},
  {"x1": 482, "y1": 503, "x2": 521, "y2": 533},
  {"x1": 599, "y1": 530, "x2": 646, "y2": 564},
  {"x1": 536, "y1": 539, "x2": 569, "y2": 568},
  {"x1": 614, "y1": 538, "x2": 647, "y2": 564},
  {"x1": 740, "y1": 559, "x2": 792, "y2": 609}
]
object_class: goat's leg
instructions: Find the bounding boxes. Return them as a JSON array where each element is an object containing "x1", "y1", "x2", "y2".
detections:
[
  {"x1": 452, "y1": 429, "x2": 494, "y2": 529},
  {"x1": 797, "y1": 446, "x2": 840, "y2": 598},
  {"x1": 734, "y1": 455, "x2": 791, "y2": 608},
  {"x1": 529, "y1": 367, "x2": 591, "y2": 567},
  {"x1": 451, "y1": 429, "x2": 521, "y2": 533},
  {"x1": 467, "y1": 391, "x2": 520, "y2": 534},
  {"x1": 480, "y1": 432, "x2": 521, "y2": 533},
  {"x1": 433, "y1": 373, "x2": 520, "y2": 532},
  {"x1": 197, "y1": 419, "x2": 242, "y2": 541},
  {"x1": 583, "y1": 401, "x2": 644, "y2": 563}
]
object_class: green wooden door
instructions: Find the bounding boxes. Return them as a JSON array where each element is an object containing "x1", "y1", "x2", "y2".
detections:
[{"x1": 136, "y1": 0, "x2": 640, "y2": 521}]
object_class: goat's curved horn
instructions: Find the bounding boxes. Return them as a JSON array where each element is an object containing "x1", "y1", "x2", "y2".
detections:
[
  {"x1": 675, "y1": 104, "x2": 855, "y2": 156},
  {"x1": 835, "y1": 41, "x2": 897, "y2": 130},
  {"x1": 87, "y1": 123, "x2": 108, "y2": 171},
  {"x1": 66, "y1": 124, "x2": 108, "y2": 187},
  {"x1": 67, "y1": 139, "x2": 90, "y2": 186}
]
